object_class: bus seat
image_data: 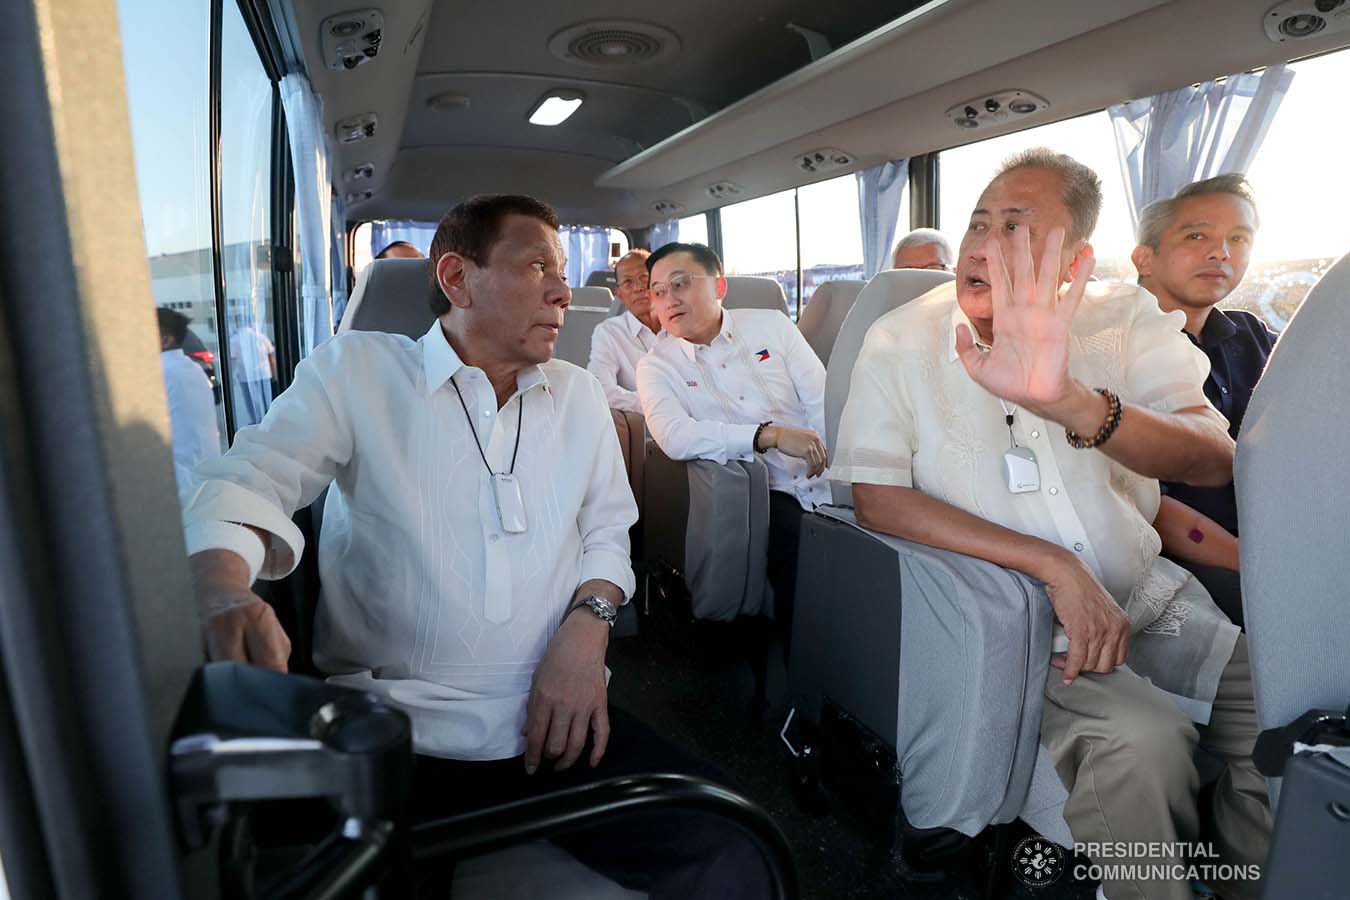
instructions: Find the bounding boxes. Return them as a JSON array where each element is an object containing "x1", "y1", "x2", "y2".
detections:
[
  {"x1": 826, "y1": 270, "x2": 953, "y2": 508},
  {"x1": 1238, "y1": 251, "x2": 1350, "y2": 806},
  {"x1": 555, "y1": 287, "x2": 614, "y2": 366},
  {"x1": 724, "y1": 276, "x2": 790, "y2": 316},
  {"x1": 796, "y1": 280, "x2": 865, "y2": 365},
  {"x1": 610, "y1": 294, "x2": 624, "y2": 316},
  {"x1": 585, "y1": 269, "x2": 619, "y2": 291},
  {"x1": 339, "y1": 257, "x2": 435, "y2": 339},
  {"x1": 788, "y1": 268, "x2": 1067, "y2": 842},
  {"x1": 643, "y1": 442, "x2": 772, "y2": 623}
]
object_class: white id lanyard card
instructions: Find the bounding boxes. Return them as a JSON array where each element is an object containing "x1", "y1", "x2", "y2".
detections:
[
  {"x1": 491, "y1": 473, "x2": 528, "y2": 534},
  {"x1": 1003, "y1": 446, "x2": 1041, "y2": 494},
  {"x1": 999, "y1": 399, "x2": 1041, "y2": 494}
]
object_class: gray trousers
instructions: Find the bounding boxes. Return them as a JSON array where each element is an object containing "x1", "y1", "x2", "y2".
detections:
[{"x1": 1041, "y1": 635, "x2": 1271, "y2": 900}]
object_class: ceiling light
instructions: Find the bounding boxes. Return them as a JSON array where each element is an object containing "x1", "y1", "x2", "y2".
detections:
[
  {"x1": 528, "y1": 91, "x2": 584, "y2": 126},
  {"x1": 427, "y1": 92, "x2": 470, "y2": 111}
]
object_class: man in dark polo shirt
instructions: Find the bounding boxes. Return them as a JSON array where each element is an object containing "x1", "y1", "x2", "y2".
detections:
[{"x1": 1132, "y1": 173, "x2": 1277, "y2": 626}]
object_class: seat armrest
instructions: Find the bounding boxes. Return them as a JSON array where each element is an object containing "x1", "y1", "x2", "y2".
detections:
[{"x1": 169, "y1": 662, "x2": 411, "y2": 849}]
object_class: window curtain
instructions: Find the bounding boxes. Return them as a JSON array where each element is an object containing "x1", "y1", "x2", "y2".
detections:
[
  {"x1": 370, "y1": 219, "x2": 438, "y2": 257},
  {"x1": 561, "y1": 225, "x2": 610, "y2": 288},
  {"x1": 278, "y1": 74, "x2": 334, "y2": 358},
  {"x1": 856, "y1": 158, "x2": 909, "y2": 280},
  {"x1": 1109, "y1": 64, "x2": 1294, "y2": 231},
  {"x1": 330, "y1": 191, "x2": 349, "y2": 329},
  {"x1": 648, "y1": 219, "x2": 678, "y2": 250}
]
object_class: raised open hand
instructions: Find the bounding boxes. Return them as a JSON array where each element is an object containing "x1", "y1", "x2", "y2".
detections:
[{"x1": 955, "y1": 226, "x2": 1094, "y2": 414}]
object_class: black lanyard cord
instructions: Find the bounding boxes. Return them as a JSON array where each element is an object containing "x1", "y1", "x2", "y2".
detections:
[{"x1": 450, "y1": 375, "x2": 524, "y2": 476}]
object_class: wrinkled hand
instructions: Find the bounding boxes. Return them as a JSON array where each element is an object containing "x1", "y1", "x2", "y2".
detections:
[
  {"x1": 955, "y1": 226, "x2": 1095, "y2": 414},
  {"x1": 766, "y1": 425, "x2": 827, "y2": 478},
  {"x1": 523, "y1": 613, "x2": 610, "y2": 773},
  {"x1": 201, "y1": 589, "x2": 292, "y2": 673},
  {"x1": 1042, "y1": 552, "x2": 1129, "y2": 684}
]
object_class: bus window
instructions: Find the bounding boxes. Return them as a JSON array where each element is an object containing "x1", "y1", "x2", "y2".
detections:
[
  {"x1": 721, "y1": 189, "x2": 799, "y2": 313},
  {"x1": 676, "y1": 214, "x2": 709, "y2": 246},
  {"x1": 938, "y1": 110, "x2": 1135, "y2": 284},
  {"x1": 1236, "y1": 49, "x2": 1350, "y2": 329},
  {"x1": 798, "y1": 174, "x2": 867, "y2": 308},
  {"x1": 116, "y1": 0, "x2": 224, "y2": 454},
  {"x1": 220, "y1": 2, "x2": 278, "y2": 431}
]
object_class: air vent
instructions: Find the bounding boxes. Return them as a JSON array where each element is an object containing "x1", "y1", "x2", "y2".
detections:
[
  {"x1": 335, "y1": 113, "x2": 377, "y2": 144},
  {"x1": 1264, "y1": 0, "x2": 1350, "y2": 42},
  {"x1": 548, "y1": 20, "x2": 680, "y2": 67},
  {"x1": 945, "y1": 90, "x2": 1049, "y2": 131},
  {"x1": 705, "y1": 182, "x2": 744, "y2": 201},
  {"x1": 797, "y1": 148, "x2": 854, "y2": 175},
  {"x1": 321, "y1": 9, "x2": 383, "y2": 71},
  {"x1": 652, "y1": 200, "x2": 685, "y2": 216},
  {"x1": 344, "y1": 189, "x2": 373, "y2": 204},
  {"x1": 345, "y1": 163, "x2": 374, "y2": 182}
]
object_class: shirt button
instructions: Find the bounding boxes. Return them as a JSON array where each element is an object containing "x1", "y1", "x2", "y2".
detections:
[
  {"x1": 1030, "y1": 430, "x2": 1040, "y2": 439},
  {"x1": 490, "y1": 534, "x2": 500, "y2": 543},
  {"x1": 1049, "y1": 487, "x2": 1059, "y2": 495},
  {"x1": 1220, "y1": 386, "x2": 1229, "y2": 394},
  {"x1": 482, "y1": 409, "x2": 490, "y2": 416},
  {"x1": 721, "y1": 363, "x2": 728, "y2": 369},
  {"x1": 1073, "y1": 542, "x2": 1084, "y2": 552},
  {"x1": 739, "y1": 395, "x2": 745, "y2": 401}
]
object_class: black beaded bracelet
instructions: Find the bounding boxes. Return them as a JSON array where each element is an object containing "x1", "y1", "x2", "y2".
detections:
[
  {"x1": 752, "y1": 420, "x2": 772, "y2": 453},
  {"x1": 1065, "y1": 388, "x2": 1122, "y2": 449}
]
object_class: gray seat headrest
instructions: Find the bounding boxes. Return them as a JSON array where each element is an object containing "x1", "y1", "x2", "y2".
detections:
[
  {"x1": 723, "y1": 276, "x2": 789, "y2": 316},
  {"x1": 339, "y1": 258, "x2": 435, "y2": 340},
  {"x1": 826, "y1": 269, "x2": 955, "y2": 506},
  {"x1": 799, "y1": 280, "x2": 865, "y2": 365}
]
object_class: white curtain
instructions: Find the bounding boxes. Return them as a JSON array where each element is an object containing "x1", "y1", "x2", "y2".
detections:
[
  {"x1": 278, "y1": 74, "x2": 335, "y2": 358},
  {"x1": 330, "y1": 191, "x2": 349, "y2": 329},
  {"x1": 856, "y1": 159, "x2": 909, "y2": 279},
  {"x1": 370, "y1": 219, "x2": 438, "y2": 257},
  {"x1": 561, "y1": 225, "x2": 610, "y2": 288},
  {"x1": 1109, "y1": 64, "x2": 1294, "y2": 230},
  {"x1": 648, "y1": 219, "x2": 678, "y2": 250}
]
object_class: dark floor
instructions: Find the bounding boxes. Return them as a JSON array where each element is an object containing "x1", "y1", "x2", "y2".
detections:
[{"x1": 606, "y1": 616, "x2": 1100, "y2": 900}]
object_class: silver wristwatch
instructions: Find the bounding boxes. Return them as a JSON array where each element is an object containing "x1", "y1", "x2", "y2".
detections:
[{"x1": 573, "y1": 594, "x2": 618, "y2": 627}]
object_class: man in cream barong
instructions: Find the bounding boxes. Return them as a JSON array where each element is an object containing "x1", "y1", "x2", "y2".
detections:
[{"x1": 830, "y1": 149, "x2": 1270, "y2": 900}]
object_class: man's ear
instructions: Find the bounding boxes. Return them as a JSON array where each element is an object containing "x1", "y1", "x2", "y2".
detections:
[
  {"x1": 1130, "y1": 244, "x2": 1153, "y2": 279},
  {"x1": 1064, "y1": 242, "x2": 1094, "y2": 282},
  {"x1": 714, "y1": 275, "x2": 728, "y2": 301},
  {"x1": 435, "y1": 252, "x2": 473, "y2": 311}
]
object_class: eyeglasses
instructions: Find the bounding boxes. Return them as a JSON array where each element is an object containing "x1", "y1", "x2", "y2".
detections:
[
  {"x1": 618, "y1": 275, "x2": 650, "y2": 291},
  {"x1": 649, "y1": 273, "x2": 719, "y2": 299}
]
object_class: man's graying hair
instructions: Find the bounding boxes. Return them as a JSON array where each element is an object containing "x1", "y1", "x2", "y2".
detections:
[
  {"x1": 1135, "y1": 174, "x2": 1259, "y2": 249},
  {"x1": 993, "y1": 148, "x2": 1103, "y2": 244}
]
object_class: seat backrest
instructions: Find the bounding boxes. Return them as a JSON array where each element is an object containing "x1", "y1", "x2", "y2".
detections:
[
  {"x1": 338, "y1": 258, "x2": 435, "y2": 339},
  {"x1": 797, "y1": 280, "x2": 865, "y2": 365},
  {"x1": 570, "y1": 285, "x2": 614, "y2": 311},
  {"x1": 825, "y1": 269, "x2": 954, "y2": 506},
  {"x1": 1237, "y1": 252, "x2": 1350, "y2": 746},
  {"x1": 723, "y1": 275, "x2": 789, "y2": 316},
  {"x1": 555, "y1": 306, "x2": 610, "y2": 367},
  {"x1": 585, "y1": 269, "x2": 618, "y2": 291}
]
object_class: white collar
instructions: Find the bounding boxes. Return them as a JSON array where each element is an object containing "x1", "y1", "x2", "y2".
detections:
[{"x1": 420, "y1": 319, "x2": 553, "y2": 411}]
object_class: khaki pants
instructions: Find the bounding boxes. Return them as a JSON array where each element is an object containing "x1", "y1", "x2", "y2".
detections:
[{"x1": 1041, "y1": 635, "x2": 1271, "y2": 900}]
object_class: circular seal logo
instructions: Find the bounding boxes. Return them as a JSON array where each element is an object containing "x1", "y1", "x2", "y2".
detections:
[{"x1": 1012, "y1": 835, "x2": 1065, "y2": 888}]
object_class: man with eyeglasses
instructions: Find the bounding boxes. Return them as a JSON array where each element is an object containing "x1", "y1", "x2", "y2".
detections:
[
  {"x1": 891, "y1": 227, "x2": 955, "y2": 271},
  {"x1": 587, "y1": 248, "x2": 659, "y2": 413},
  {"x1": 637, "y1": 242, "x2": 828, "y2": 653}
]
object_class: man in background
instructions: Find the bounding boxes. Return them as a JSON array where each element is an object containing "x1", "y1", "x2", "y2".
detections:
[
  {"x1": 891, "y1": 228, "x2": 954, "y2": 271},
  {"x1": 375, "y1": 240, "x2": 423, "y2": 260},
  {"x1": 588, "y1": 248, "x2": 659, "y2": 414},
  {"x1": 157, "y1": 307, "x2": 220, "y2": 495},
  {"x1": 1133, "y1": 173, "x2": 1275, "y2": 627}
]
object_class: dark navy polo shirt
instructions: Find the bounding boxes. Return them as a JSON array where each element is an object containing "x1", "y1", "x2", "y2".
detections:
[{"x1": 1160, "y1": 308, "x2": 1278, "y2": 536}]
